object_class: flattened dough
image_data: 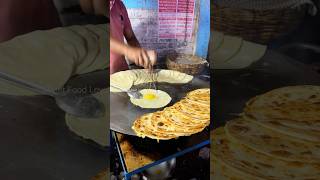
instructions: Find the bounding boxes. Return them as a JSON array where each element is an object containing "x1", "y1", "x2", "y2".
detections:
[
  {"x1": 110, "y1": 69, "x2": 193, "y2": 93},
  {"x1": 65, "y1": 89, "x2": 109, "y2": 146},
  {"x1": 0, "y1": 24, "x2": 108, "y2": 95}
]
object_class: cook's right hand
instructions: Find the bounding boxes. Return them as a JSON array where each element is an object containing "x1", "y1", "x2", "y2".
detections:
[{"x1": 125, "y1": 47, "x2": 156, "y2": 69}]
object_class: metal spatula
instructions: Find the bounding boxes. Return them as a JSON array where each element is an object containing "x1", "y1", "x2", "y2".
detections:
[{"x1": 0, "y1": 71, "x2": 105, "y2": 118}]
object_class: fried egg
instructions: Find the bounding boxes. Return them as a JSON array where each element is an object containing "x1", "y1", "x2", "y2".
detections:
[{"x1": 130, "y1": 89, "x2": 171, "y2": 109}]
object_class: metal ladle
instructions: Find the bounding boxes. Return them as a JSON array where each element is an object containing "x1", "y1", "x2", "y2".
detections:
[{"x1": 0, "y1": 71, "x2": 105, "y2": 118}]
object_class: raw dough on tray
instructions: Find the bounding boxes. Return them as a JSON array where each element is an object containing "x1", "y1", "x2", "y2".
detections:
[
  {"x1": 110, "y1": 69, "x2": 193, "y2": 92},
  {"x1": 0, "y1": 24, "x2": 108, "y2": 95}
]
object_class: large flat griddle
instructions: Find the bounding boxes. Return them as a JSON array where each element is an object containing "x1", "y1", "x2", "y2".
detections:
[
  {"x1": 110, "y1": 75, "x2": 210, "y2": 136},
  {"x1": 214, "y1": 50, "x2": 320, "y2": 128},
  {"x1": 0, "y1": 70, "x2": 108, "y2": 180}
]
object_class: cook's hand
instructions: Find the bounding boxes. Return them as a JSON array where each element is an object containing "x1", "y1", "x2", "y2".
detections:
[
  {"x1": 80, "y1": 0, "x2": 107, "y2": 16},
  {"x1": 125, "y1": 47, "x2": 157, "y2": 69}
]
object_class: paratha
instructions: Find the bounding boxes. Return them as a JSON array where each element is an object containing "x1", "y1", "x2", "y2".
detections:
[
  {"x1": 162, "y1": 107, "x2": 209, "y2": 125},
  {"x1": 173, "y1": 100, "x2": 210, "y2": 120},
  {"x1": 244, "y1": 85, "x2": 320, "y2": 129},
  {"x1": 150, "y1": 111, "x2": 194, "y2": 136},
  {"x1": 225, "y1": 118, "x2": 320, "y2": 163},
  {"x1": 212, "y1": 127, "x2": 320, "y2": 180},
  {"x1": 132, "y1": 113, "x2": 178, "y2": 140},
  {"x1": 132, "y1": 88, "x2": 210, "y2": 140},
  {"x1": 211, "y1": 157, "x2": 260, "y2": 180},
  {"x1": 185, "y1": 88, "x2": 210, "y2": 106},
  {"x1": 244, "y1": 114, "x2": 320, "y2": 143},
  {"x1": 243, "y1": 85, "x2": 320, "y2": 143}
]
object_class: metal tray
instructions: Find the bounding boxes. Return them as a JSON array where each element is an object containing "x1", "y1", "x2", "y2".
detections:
[
  {"x1": 110, "y1": 76, "x2": 210, "y2": 136},
  {"x1": 0, "y1": 70, "x2": 108, "y2": 180}
]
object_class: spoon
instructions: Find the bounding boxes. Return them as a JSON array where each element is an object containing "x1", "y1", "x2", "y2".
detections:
[
  {"x1": 110, "y1": 84, "x2": 142, "y2": 99},
  {"x1": 0, "y1": 71, "x2": 105, "y2": 118}
]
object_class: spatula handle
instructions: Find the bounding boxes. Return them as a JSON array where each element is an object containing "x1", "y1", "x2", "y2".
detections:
[{"x1": 0, "y1": 71, "x2": 58, "y2": 96}]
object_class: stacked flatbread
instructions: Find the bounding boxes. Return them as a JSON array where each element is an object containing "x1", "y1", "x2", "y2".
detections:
[
  {"x1": 211, "y1": 85, "x2": 320, "y2": 179},
  {"x1": 110, "y1": 69, "x2": 193, "y2": 92},
  {"x1": 132, "y1": 88, "x2": 210, "y2": 140}
]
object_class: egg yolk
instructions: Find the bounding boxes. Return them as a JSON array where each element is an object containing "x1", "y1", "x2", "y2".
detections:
[{"x1": 143, "y1": 93, "x2": 156, "y2": 100}]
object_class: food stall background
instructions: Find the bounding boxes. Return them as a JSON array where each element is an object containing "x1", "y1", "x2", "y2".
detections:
[{"x1": 122, "y1": 0, "x2": 210, "y2": 61}]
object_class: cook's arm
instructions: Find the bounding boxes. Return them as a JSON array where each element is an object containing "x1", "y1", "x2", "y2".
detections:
[
  {"x1": 124, "y1": 28, "x2": 141, "y2": 48},
  {"x1": 111, "y1": 34, "x2": 156, "y2": 69}
]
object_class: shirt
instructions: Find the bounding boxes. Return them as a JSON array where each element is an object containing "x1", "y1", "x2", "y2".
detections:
[
  {"x1": 110, "y1": 0, "x2": 133, "y2": 74},
  {"x1": 0, "y1": 0, "x2": 61, "y2": 42}
]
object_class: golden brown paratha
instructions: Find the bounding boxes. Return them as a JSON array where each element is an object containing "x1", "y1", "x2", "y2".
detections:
[
  {"x1": 244, "y1": 114, "x2": 320, "y2": 143},
  {"x1": 132, "y1": 113, "x2": 178, "y2": 140},
  {"x1": 132, "y1": 88, "x2": 210, "y2": 140},
  {"x1": 150, "y1": 111, "x2": 205, "y2": 135},
  {"x1": 186, "y1": 88, "x2": 210, "y2": 106},
  {"x1": 244, "y1": 86, "x2": 320, "y2": 129},
  {"x1": 163, "y1": 107, "x2": 209, "y2": 125},
  {"x1": 212, "y1": 127, "x2": 320, "y2": 180},
  {"x1": 225, "y1": 118, "x2": 320, "y2": 163},
  {"x1": 173, "y1": 100, "x2": 210, "y2": 120},
  {"x1": 243, "y1": 85, "x2": 320, "y2": 143}
]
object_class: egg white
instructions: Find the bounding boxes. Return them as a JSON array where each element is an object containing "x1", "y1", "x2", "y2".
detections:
[{"x1": 130, "y1": 89, "x2": 171, "y2": 109}]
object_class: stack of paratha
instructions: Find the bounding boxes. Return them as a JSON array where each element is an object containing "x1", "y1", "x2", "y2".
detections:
[
  {"x1": 211, "y1": 85, "x2": 320, "y2": 179},
  {"x1": 132, "y1": 88, "x2": 210, "y2": 140}
]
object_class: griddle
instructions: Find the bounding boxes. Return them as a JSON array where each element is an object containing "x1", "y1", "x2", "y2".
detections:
[
  {"x1": 214, "y1": 50, "x2": 320, "y2": 127},
  {"x1": 0, "y1": 70, "x2": 108, "y2": 180},
  {"x1": 110, "y1": 74, "x2": 210, "y2": 136}
]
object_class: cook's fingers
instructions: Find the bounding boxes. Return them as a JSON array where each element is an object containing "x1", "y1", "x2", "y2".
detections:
[
  {"x1": 138, "y1": 52, "x2": 144, "y2": 67},
  {"x1": 141, "y1": 50, "x2": 150, "y2": 69}
]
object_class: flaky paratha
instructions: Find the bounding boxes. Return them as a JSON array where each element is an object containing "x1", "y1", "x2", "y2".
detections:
[
  {"x1": 212, "y1": 127, "x2": 320, "y2": 180},
  {"x1": 225, "y1": 118, "x2": 320, "y2": 163},
  {"x1": 173, "y1": 100, "x2": 210, "y2": 120},
  {"x1": 244, "y1": 85, "x2": 320, "y2": 129},
  {"x1": 186, "y1": 88, "x2": 210, "y2": 99},
  {"x1": 243, "y1": 85, "x2": 320, "y2": 143},
  {"x1": 163, "y1": 107, "x2": 209, "y2": 125},
  {"x1": 132, "y1": 88, "x2": 210, "y2": 140},
  {"x1": 244, "y1": 114, "x2": 320, "y2": 143},
  {"x1": 185, "y1": 88, "x2": 210, "y2": 106},
  {"x1": 150, "y1": 112, "x2": 194, "y2": 136},
  {"x1": 211, "y1": 157, "x2": 259, "y2": 180},
  {"x1": 132, "y1": 113, "x2": 178, "y2": 140}
]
